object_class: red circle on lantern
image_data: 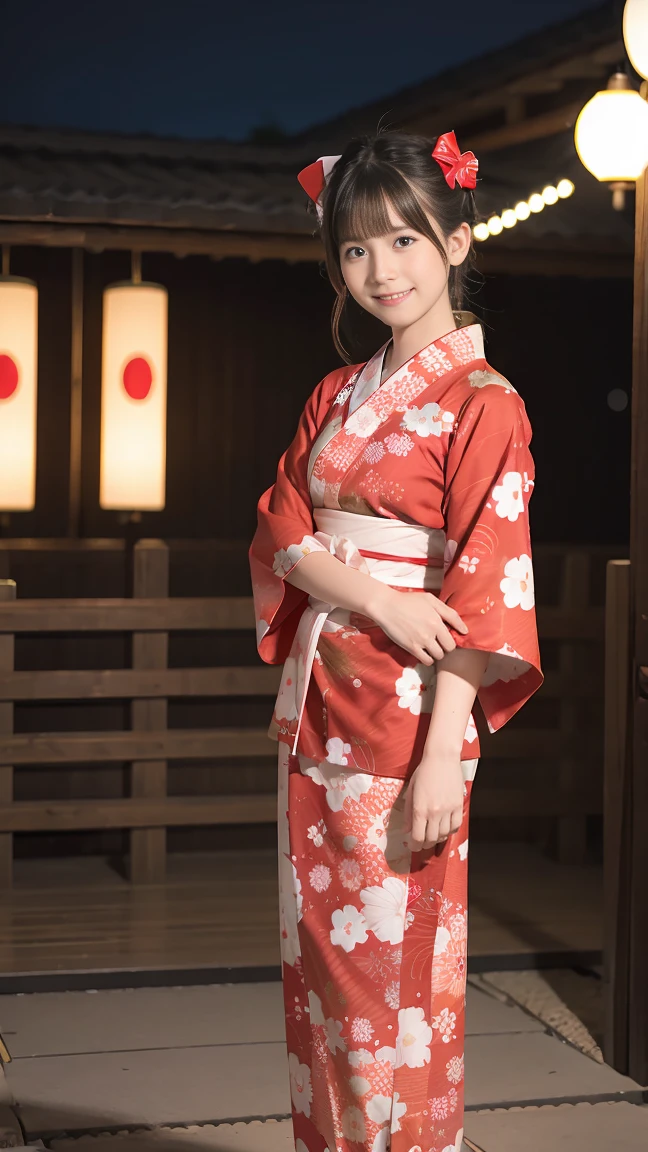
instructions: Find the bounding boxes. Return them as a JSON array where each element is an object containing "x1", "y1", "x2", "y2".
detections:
[
  {"x1": 122, "y1": 356, "x2": 153, "y2": 400},
  {"x1": 0, "y1": 354, "x2": 19, "y2": 400}
]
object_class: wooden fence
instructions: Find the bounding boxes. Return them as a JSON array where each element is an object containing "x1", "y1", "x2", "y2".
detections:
[{"x1": 0, "y1": 539, "x2": 623, "y2": 885}]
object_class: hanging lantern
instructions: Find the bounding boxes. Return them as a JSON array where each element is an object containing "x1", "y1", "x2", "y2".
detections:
[
  {"x1": 0, "y1": 276, "x2": 38, "y2": 511},
  {"x1": 99, "y1": 275, "x2": 168, "y2": 511},
  {"x1": 575, "y1": 71, "x2": 648, "y2": 208},
  {"x1": 624, "y1": 0, "x2": 648, "y2": 81}
]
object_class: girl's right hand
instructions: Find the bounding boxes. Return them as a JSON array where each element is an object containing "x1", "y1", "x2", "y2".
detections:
[{"x1": 369, "y1": 586, "x2": 468, "y2": 664}]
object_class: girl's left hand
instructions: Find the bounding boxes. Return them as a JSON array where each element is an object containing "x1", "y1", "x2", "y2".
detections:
[{"x1": 404, "y1": 752, "x2": 465, "y2": 850}]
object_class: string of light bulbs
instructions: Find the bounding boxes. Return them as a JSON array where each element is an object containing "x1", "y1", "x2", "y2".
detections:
[{"x1": 472, "y1": 178, "x2": 575, "y2": 241}]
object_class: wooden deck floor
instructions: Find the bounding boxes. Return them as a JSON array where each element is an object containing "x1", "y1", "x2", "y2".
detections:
[{"x1": 0, "y1": 843, "x2": 602, "y2": 981}]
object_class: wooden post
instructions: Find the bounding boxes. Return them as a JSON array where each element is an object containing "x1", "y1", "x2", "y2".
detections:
[
  {"x1": 603, "y1": 559, "x2": 632, "y2": 1072},
  {"x1": 0, "y1": 581, "x2": 16, "y2": 887},
  {"x1": 130, "y1": 540, "x2": 169, "y2": 883},
  {"x1": 628, "y1": 164, "x2": 648, "y2": 1084},
  {"x1": 68, "y1": 248, "x2": 84, "y2": 538},
  {"x1": 556, "y1": 551, "x2": 590, "y2": 864}
]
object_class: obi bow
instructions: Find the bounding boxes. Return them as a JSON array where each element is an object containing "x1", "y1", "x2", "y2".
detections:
[{"x1": 432, "y1": 131, "x2": 479, "y2": 190}]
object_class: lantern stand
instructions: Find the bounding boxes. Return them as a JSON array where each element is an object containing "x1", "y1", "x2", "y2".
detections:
[{"x1": 581, "y1": 0, "x2": 648, "y2": 1085}]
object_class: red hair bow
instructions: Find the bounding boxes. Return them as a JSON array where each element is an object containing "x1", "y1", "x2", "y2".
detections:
[
  {"x1": 432, "y1": 131, "x2": 478, "y2": 190},
  {"x1": 297, "y1": 155, "x2": 341, "y2": 218}
]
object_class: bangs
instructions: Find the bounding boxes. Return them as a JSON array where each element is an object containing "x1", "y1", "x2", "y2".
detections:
[{"x1": 331, "y1": 163, "x2": 434, "y2": 246}]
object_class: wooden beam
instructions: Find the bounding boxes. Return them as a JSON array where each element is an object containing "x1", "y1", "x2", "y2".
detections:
[
  {"x1": 68, "y1": 249, "x2": 84, "y2": 538},
  {"x1": 0, "y1": 784, "x2": 601, "y2": 833},
  {"x1": 0, "y1": 596, "x2": 256, "y2": 632},
  {"x1": 0, "y1": 665, "x2": 282, "y2": 701},
  {"x1": 0, "y1": 728, "x2": 275, "y2": 766},
  {"x1": 604, "y1": 559, "x2": 632, "y2": 1072},
  {"x1": 0, "y1": 222, "x2": 323, "y2": 262},
  {"x1": 0, "y1": 583, "x2": 15, "y2": 886},
  {"x1": 130, "y1": 540, "x2": 169, "y2": 883},
  {"x1": 0, "y1": 794, "x2": 278, "y2": 832},
  {"x1": 466, "y1": 101, "x2": 584, "y2": 154}
]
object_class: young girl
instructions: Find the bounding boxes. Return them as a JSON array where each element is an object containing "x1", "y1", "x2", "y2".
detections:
[{"x1": 249, "y1": 130, "x2": 542, "y2": 1152}]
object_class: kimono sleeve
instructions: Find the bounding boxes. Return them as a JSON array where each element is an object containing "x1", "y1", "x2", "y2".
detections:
[
  {"x1": 248, "y1": 370, "x2": 348, "y2": 665},
  {"x1": 439, "y1": 385, "x2": 543, "y2": 733}
]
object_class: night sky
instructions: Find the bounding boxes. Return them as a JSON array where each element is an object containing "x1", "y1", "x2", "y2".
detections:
[{"x1": 0, "y1": 0, "x2": 606, "y2": 141}]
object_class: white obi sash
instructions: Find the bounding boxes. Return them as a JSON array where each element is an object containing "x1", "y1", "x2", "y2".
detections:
[{"x1": 284, "y1": 508, "x2": 446, "y2": 754}]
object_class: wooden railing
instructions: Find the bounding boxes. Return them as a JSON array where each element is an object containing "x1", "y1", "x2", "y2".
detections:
[{"x1": 0, "y1": 539, "x2": 620, "y2": 884}]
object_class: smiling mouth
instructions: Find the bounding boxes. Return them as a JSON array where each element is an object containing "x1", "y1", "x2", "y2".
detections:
[{"x1": 373, "y1": 288, "x2": 413, "y2": 303}]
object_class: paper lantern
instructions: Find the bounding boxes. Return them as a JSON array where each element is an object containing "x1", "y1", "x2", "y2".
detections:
[
  {"x1": 575, "y1": 72, "x2": 648, "y2": 183},
  {"x1": 0, "y1": 277, "x2": 38, "y2": 511},
  {"x1": 100, "y1": 282, "x2": 168, "y2": 511},
  {"x1": 624, "y1": 0, "x2": 648, "y2": 81}
]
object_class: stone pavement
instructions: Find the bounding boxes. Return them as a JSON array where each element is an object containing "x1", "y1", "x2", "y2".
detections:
[{"x1": 0, "y1": 982, "x2": 644, "y2": 1150}]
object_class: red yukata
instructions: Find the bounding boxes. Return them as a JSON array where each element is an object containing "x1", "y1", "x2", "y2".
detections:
[{"x1": 249, "y1": 319, "x2": 542, "y2": 1152}]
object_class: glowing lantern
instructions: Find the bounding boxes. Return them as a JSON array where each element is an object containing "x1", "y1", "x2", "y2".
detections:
[
  {"x1": 575, "y1": 72, "x2": 648, "y2": 207},
  {"x1": 0, "y1": 277, "x2": 38, "y2": 511},
  {"x1": 100, "y1": 279, "x2": 168, "y2": 511},
  {"x1": 624, "y1": 0, "x2": 648, "y2": 81}
]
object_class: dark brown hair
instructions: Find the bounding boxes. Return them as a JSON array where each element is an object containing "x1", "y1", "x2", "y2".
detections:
[{"x1": 316, "y1": 131, "x2": 478, "y2": 361}]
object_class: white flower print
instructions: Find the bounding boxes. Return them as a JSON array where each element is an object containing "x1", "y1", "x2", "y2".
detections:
[
  {"x1": 338, "y1": 858, "x2": 364, "y2": 891},
  {"x1": 493, "y1": 470, "x2": 525, "y2": 522},
  {"x1": 288, "y1": 1052, "x2": 312, "y2": 1116},
  {"x1": 307, "y1": 989, "x2": 325, "y2": 1025},
  {"x1": 295, "y1": 1141, "x2": 309, "y2": 1152},
  {"x1": 324, "y1": 1016, "x2": 346, "y2": 1054},
  {"x1": 433, "y1": 926, "x2": 451, "y2": 956},
  {"x1": 375, "y1": 1045, "x2": 397, "y2": 1066},
  {"x1": 446, "y1": 1054, "x2": 464, "y2": 1084},
  {"x1": 360, "y1": 876, "x2": 408, "y2": 945},
  {"x1": 432, "y1": 1007, "x2": 457, "y2": 1044},
  {"x1": 330, "y1": 904, "x2": 368, "y2": 952},
  {"x1": 444, "y1": 538, "x2": 458, "y2": 572},
  {"x1": 458, "y1": 839, "x2": 469, "y2": 861},
  {"x1": 366, "y1": 809, "x2": 390, "y2": 850},
  {"x1": 348, "y1": 1048, "x2": 374, "y2": 1067},
  {"x1": 500, "y1": 554, "x2": 535, "y2": 611},
  {"x1": 351, "y1": 1017, "x2": 374, "y2": 1043},
  {"x1": 401, "y1": 402, "x2": 454, "y2": 438},
  {"x1": 256, "y1": 618, "x2": 269, "y2": 644},
  {"x1": 309, "y1": 863, "x2": 332, "y2": 893},
  {"x1": 366, "y1": 1094, "x2": 391, "y2": 1124},
  {"x1": 458, "y1": 554, "x2": 479, "y2": 574},
  {"x1": 301, "y1": 761, "x2": 374, "y2": 812},
  {"x1": 272, "y1": 536, "x2": 321, "y2": 577},
  {"x1": 341, "y1": 1105, "x2": 367, "y2": 1143},
  {"x1": 384, "y1": 981, "x2": 400, "y2": 1010},
  {"x1": 395, "y1": 1006, "x2": 433, "y2": 1068},
  {"x1": 481, "y1": 642, "x2": 531, "y2": 687},
  {"x1": 349, "y1": 1075, "x2": 371, "y2": 1097},
  {"x1": 391, "y1": 1092, "x2": 407, "y2": 1133},
  {"x1": 272, "y1": 548, "x2": 293, "y2": 578},
  {"x1": 384, "y1": 431, "x2": 415, "y2": 456},
  {"x1": 429, "y1": 1095, "x2": 451, "y2": 1120},
  {"x1": 363, "y1": 441, "x2": 386, "y2": 464},
  {"x1": 345, "y1": 406, "x2": 383, "y2": 438},
  {"x1": 464, "y1": 714, "x2": 478, "y2": 744},
  {"x1": 325, "y1": 736, "x2": 352, "y2": 766},
  {"x1": 306, "y1": 820, "x2": 326, "y2": 848},
  {"x1": 395, "y1": 663, "x2": 435, "y2": 715},
  {"x1": 292, "y1": 863, "x2": 303, "y2": 922},
  {"x1": 371, "y1": 1129, "x2": 389, "y2": 1152}
]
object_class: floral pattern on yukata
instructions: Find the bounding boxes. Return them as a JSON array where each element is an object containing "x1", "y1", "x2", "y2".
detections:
[{"x1": 278, "y1": 742, "x2": 472, "y2": 1152}]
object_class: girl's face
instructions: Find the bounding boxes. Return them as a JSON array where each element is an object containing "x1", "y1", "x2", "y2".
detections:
[{"x1": 339, "y1": 201, "x2": 471, "y2": 331}]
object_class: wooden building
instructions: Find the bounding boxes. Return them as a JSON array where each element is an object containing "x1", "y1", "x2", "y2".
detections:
[{"x1": 0, "y1": 0, "x2": 634, "y2": 887}]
